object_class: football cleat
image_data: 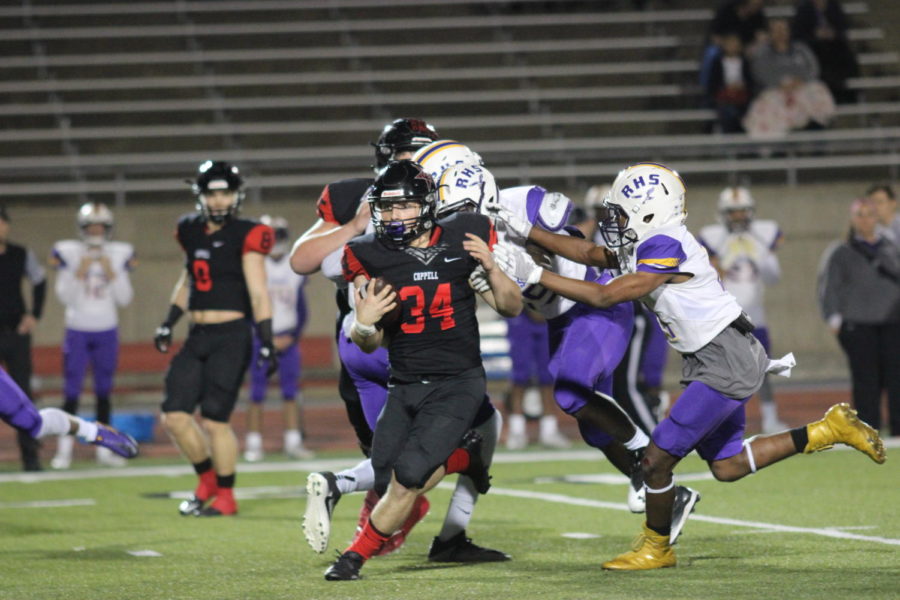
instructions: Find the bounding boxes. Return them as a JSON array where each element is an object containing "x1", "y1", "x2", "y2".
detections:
[
  {"x1": 669, "y1": 486, "x2": 700, "y2": 545},
  {"x1": 179, "y1": 495, "x2": 206, "y2": 516},
  {"x1": 805, "y1": 403, "x2": 886, "y2": 464},
  {"x1": 428, "y1": 530, "x2": 511, "y2": 563},
  {"x1": 539, "y1": 430, "x2": 572, "y2": 449},
  {"x1": 376, "y1": 495, "x2": 430, "y2": 556},
  {"x1": 627, "y1": 448, "x2": 646, "y2": 513},
  {"x1": 324, "y1": 551, "x2": 364, "y2": 581},
  {"x1": 602, "y1": 523, "x2": 676, "y2": 571},
  {"x1": 86, "y1": 423, "x2": 139, "y2": 459},
  {"x1": 303, "y1": 471, "x2": 342, "y2": 553},
  {"x1": 194, "y1": 496, "x2": 237, "y2": 517},
  {"x1": 459, "y1": 429, "x2": 491, "y2": 494}
]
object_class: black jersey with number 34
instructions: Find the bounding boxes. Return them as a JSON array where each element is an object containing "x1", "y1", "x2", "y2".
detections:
[
  {"x1": 342, "y1": 212, "x2": 497, "y2": 381},
  {"x1": 176, "y1": 214, "x2": 274, "y2": 314}
]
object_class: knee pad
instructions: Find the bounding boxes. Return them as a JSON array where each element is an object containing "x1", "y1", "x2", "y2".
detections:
[{"x1": 393, "y1": 454, "x2": 434, "y2": 491}]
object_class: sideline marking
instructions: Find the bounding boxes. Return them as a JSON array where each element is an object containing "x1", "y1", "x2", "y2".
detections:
[
  {"x1": 0, "y1": 498, "x2": 95, "y2": 509},
  {"x1": 464, "y1": 484, "x2": 900, "y2": 547}
]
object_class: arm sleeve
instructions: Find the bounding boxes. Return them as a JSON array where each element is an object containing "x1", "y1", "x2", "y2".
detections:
[{"x1": 31, "y1": 280, "x2": 46, "y2": 319}]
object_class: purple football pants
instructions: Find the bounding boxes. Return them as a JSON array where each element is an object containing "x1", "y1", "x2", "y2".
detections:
[
  {"x1": 0, "y1": 367, "x2": 42, "y2": 438},
  {"x1": 653, "y1": 381, "x2": 749, "y2": 462},
  {"x1": 338, "y1": 333, "x2": 390, "y2": 431},
  {"x1": 249, "y1": 337, "x2": 301, "y2": 403},
  {"x1": 63, "y1": 328, "x2": 119, "y2": 399},
  {"x1": 548, "y1": 300, "x2": 635, "y2": 449},
  {"x1": 505, "y1": 312, "x2": 553, "y2": 386}
]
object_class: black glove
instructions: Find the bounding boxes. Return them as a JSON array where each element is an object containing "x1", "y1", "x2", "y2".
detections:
[
  {"x1": 256, "y1": 318, "x2": 278, "y2": 378},
  {"x1": 154, "y1": 305, "x2": 184, "y2": 354}
]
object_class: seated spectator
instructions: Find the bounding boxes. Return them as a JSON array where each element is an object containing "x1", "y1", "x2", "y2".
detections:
[
  {"x1": 792, "y1": 0, "x2": 859, "y2": 104},
  {"x1": 706, "y1": 34, "x2": 755, "y2": 133},
  {"x1": 743, "y1": 18, "x2": 836, "y2": 138},
  {"x1": 700, "y1": 0, "x2": 768, "y2": 93}
]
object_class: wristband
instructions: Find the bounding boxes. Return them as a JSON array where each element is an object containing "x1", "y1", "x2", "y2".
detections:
[
  {"x1": 257, "y1": 318, "x2": 274, "y2": 346},
  {"x1": 163, "y1": 304, "x2": 184, "y2": 328},
  {"x1": 351, "y1": 318, "x2": 377, "y2": 338}
]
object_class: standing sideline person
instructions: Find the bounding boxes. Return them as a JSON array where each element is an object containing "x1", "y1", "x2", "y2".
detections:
[
  {"x1": 154, "y1": 160, "x2": 275, "y2": 517},
  {"x1": 49, "y1": 202, "x2": 136, "y2": 468},
  {"x1": 0, "y1": 205, "x2": 47, "y2": 471},
  {"x1": 868, "y1": 184, "x2": 900, "y2": 244},
  {"x1": 324, "y1": 159, "x2": 522, "y2": 580},
  {"x1": 699, "y1": 186, "x2": 786, "y2": 433},
  {"x1": 493, "y1": 162, "x2": 885, "y2": 570},
  {"x1": 818, "y1": 197, "x2": 900, "y2": 436},
  {"x1": 244, "y1": 215, "x2": 312, "y2": 462}
]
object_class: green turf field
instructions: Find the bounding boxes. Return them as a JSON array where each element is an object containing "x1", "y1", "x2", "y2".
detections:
[{"x1": 1, "y1": 446, "x2": 897, "y2": 600}]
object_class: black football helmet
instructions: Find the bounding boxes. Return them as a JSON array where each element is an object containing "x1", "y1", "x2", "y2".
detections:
[
  {"x1": 368, "y1": 160, "x2": 437, "y2": 247},
  {"x1": 191, "y1": 160, "x2": 244, "y2": 224},
  {"x1": 372, "y1": 118, "x2": 439, "y2": 170}
]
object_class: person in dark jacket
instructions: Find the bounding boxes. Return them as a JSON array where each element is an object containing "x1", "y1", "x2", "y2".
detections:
[
  {"x1": 792, "y1": 0, "x2": 859, "y2": 103},
  {"x1": 819, "y1": 197, "x2": 900, "y2": 435}
]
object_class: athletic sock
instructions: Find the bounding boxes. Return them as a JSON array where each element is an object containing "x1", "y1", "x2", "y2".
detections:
[
  {"x1": 36, "y1": 408, "x2": 73, "y2": 438},
  {"x1": 444, "y1": 448, "x2": 470, "y2": 475},
  {"x1": 790, "y1": 427, "x2": 809, "y2": 453},
  {"x1": 336, "y1": 458, "x2": 375, "y2": 495},
  {"x1": 624, "y1": 428, "x2": 650, "y2": 451},
  {"x1": 346, "y1": 518, "x2": 390, "y2": 560}
]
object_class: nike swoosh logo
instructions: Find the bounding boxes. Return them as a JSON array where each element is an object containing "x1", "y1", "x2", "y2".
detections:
[
  {"x1": 212, "y1": 241, "x2": 225, "y2": 248},
  {"x1": 444, "y1": 257, "x2": 463, "y2": 263}
]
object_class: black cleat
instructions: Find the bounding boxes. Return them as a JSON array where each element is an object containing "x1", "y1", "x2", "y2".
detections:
[
  {"x1": 324, "y1": 551, "x2": 364, "y2": 581},
  {"x1": 627, "y1": 448, "x2": 646, "y2": 513},
  {"x1": 459, "y1": 430, "x2": 491, "y2": 494},
  {"x1": 670, "y1": 485, "x2": 700, "y2": 545},
  {"x1": 303, "y1": 471, "x2": 342, "y2": 553},
  {"x1": 428, "y1": 531, "x2": 510, "y2": 563},
  {"x1": 179, "y1": 495, "x2": 205, "y2": 516}
]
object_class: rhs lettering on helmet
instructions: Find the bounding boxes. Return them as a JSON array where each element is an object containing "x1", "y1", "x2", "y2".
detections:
[{"x1": 621, "y1": 173, "x2": 661, "y2": 199}]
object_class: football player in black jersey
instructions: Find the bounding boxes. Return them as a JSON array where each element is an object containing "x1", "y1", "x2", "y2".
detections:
[
  {"x1": 324, "y1": 160, "x2": 522, "y2": 581},
  {"x1": 154, "y1": 160, "x2": 276, "y2": 517}
]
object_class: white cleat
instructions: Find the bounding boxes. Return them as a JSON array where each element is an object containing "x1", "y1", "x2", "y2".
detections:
[{"x1": 302, "y1": 472, "x2": 342, "y2": 554}]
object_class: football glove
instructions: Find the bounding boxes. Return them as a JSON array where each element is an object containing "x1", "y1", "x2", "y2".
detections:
[
  {"x1": 153, "y1": 324, "x2": 172, "y2": 354},
  {"x1": 493, "y1": 206, "x2": 533, "y2": 245},
  {"x1": 468, "y1": 265, "x2": 492, "y2": 293},
  {"x1": 493, "y1": 242, "x2": 543, "y2": 289},
  {"x1": 257, "y1": 343, "x2": 279, "y2": 378}
]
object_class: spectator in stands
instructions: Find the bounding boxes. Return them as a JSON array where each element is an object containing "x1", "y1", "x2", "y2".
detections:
[
  {"x1": 706, "y1": 34, "x2": 755, "y2": 133},
  {"x1": 867, "y1": 183, "x2": 900, "y2": 244},
  {"x1": 743, "y1": 18, "x2": 836, "y2": 138},
  {"x1": 792, "y1": 0, "x2": 859, "y2": 104},
  {"x1": 49, "y1": 202, "x2": 136, "y2": 469},
  {"x1": 243, "y1": 215, "x2": 312, "y2": 462},
  {"x1": 818, "y1": 197, "x2": 900, "y2": 436},
  {"x1": 0, "y1": 205, "x2": 47, "y2": 471},
  {"x1": 504, "y1": 308, "x2": 570, "y2": 450},
  {"x1": 700, "y1": 0, "x2": 769, "y2": 93}
]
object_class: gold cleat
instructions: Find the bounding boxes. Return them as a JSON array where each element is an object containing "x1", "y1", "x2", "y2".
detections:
[
  {"x1": 805, "y1": 403, "x2": 886, "y2": 464},
  {"x1": 602, "y1": 523, "x2": 676, "y2": 571}
]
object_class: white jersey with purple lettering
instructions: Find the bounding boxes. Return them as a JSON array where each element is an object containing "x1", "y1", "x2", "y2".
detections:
[
  {"x1": 51, "y1": 240, "x2": 134, "y2": 332},
  {"x1": 697, "y1": 219, "x2": 781, "y2": 327},
  {"x1": 266, "y1": 254, "x2": 307, "y2": 335},
  {"x1": 619, "y1": 224, "x2": 742, "y2": 353}
]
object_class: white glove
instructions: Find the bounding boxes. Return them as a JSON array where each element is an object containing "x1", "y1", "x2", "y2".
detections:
[
  {"x1": 493, "y1": 206, "x2": 533, "y2": 245},
  {"x1": 468, "y1": 265, "x2": 492, "y2": 293},
  {"x1": 493, "y1": 242, "x2": 543, "y2": 289}
]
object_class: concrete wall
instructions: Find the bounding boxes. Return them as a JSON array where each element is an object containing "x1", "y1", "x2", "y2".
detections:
[{"x1": 7, "y1": 179, "x2": 880, "y2": 381}]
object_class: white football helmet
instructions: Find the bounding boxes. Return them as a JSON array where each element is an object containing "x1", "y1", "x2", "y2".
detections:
[
  {"x1": 77, "y1": 201, "x2": 114, "y2": 246},
  {"x1": 260, "y1": 214, "x2": 291, "y2": 258},
  {"x1": 435, "y1": 162, "x2": 498, "y2": 217},
  {"x1": 584, "y1": 184, "x2": 611, "y2": 209},
  {"x1": 412, "y1": 139, "x2": 484, "y2": 181},
  {"x1": 599, "y1": 162, "x2": 686, "y2": 248},
  {"x1": 718, "y1": 186, "x2": 755, "y2": 232}
]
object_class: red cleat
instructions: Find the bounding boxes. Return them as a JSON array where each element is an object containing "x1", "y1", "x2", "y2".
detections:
[{"x1": 376, "y1": 495, "x2": 430, "y2": 556}]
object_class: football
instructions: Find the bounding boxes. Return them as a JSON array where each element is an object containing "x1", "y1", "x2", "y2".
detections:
[{"x1": 372, "y1": 276, "x2": 402, "y2": 331}]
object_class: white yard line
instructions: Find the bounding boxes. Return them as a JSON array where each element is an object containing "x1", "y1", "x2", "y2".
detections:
[{"x1": 0, "y1": 498, "x2": 96, "y2": 508}]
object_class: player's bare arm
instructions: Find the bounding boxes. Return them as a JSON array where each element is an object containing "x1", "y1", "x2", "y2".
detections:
[
  {"x1": 243, "y1": 251, "x2": 273, "y2": 323},
  {"x1": 529, "y1": 227, "x2": 617, "y2": 268},
  {"x1": 170, "y1": 269, "x2": 189, "y2": 311},
  {"x1": 463, "y1": 232, "x2": 522, "y2": 317},
  {"x1": 350, "y1": 275, "x2": 397, "y2": 353},
  {"x1": 291, "y1": 202, "x2": 371, "y2": 275},
  {"x1": 539, "y1": 269, "x2": 674, "y2": 309}
]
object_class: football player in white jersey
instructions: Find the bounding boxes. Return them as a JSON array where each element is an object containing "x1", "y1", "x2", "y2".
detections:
[
  {"x1": 49, "y1": 202, "x2": 136, "y2": 468},
  {"x1": 244, "y1": 216, "x2": 312, "y2": 461},
  {"x1": 493, "y1": 162, "x2": 886, "y2": 570},
  {"x1": 699, "y1": 187, "x2": 786, "y2": 433}
]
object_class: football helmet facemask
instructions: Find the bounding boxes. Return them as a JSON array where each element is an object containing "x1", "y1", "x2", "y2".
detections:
[
  {"x1": 435, "y1": 161, "x2": 498, "y2": 218},
  {"x1": 368, "y1": 160, "x2": 437, "y2": 247},
  {"x1": 718, "y1": 186, "x2": 755, "y2": 233},
  {"x1": 372, "y1": 118, "x2": 440, "y2": 170},
  {"x1": 599, "y1": 162, "x2": 687, "y2": 249},
  {"x1": 192, "y1": 160, "x2": 245, "y2": 224},
  {"x1": 77, "y1": 202, "x2": 114, "y2": 246}
]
